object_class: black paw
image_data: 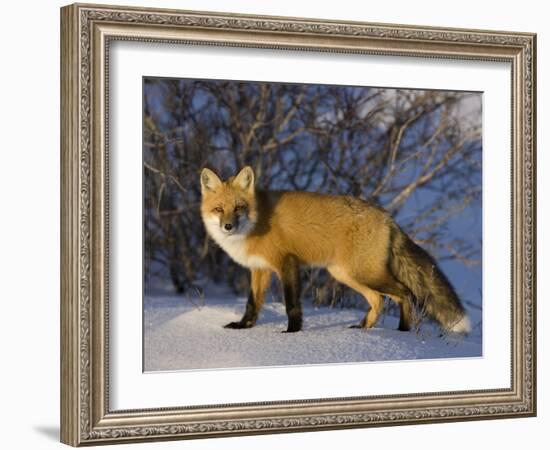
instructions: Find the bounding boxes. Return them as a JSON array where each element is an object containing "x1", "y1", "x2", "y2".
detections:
[
  {"x1": 282, "y1": 318, "x2": 302, "y2": 333},
  {"x1": 224, "y1": 321, "x2": 253, "y2": 329},
  {"x1": 348, "y1": 324, "x2": 364, "y2": 329}
]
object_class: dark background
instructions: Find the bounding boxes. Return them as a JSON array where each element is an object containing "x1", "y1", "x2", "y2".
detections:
[{"x1": 143, "y1": 77, "x2": 482, "y2": 320}]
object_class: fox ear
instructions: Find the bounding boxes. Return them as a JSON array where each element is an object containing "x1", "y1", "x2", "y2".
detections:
[
  {"x1": 200, "y1": 168, "x2": 222, "y2": 194},
  {"x1": 233, "y1": 166, "x2": 255, "y2": 192}
]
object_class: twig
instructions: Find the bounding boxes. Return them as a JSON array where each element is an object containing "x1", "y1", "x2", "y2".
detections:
[{"x1": 144, "y1": 162, "x2": 187, "y2": 193}]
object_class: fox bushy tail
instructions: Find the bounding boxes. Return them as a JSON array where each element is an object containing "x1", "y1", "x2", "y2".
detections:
[{"x1": 388, "y1": 224, "x2": 471, "y2": 333}]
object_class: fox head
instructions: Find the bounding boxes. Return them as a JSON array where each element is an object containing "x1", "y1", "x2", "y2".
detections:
[{"x1": 200, "y1": 166, "x2": 258, "y2": 238}]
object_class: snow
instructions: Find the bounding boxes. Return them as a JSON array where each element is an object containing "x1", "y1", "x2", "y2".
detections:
[{"x1": 144, "y1": 287, "x2": 482, "y2": 372}]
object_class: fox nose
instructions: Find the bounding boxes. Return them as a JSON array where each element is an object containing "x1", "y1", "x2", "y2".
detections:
[{"x1": 224, "y1": 223, "x2": 233, "y2": 231}]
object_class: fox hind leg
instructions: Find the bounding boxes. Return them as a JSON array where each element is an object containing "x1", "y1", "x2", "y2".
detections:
[
  {"x1": 375, "y1": 279, "x2": 414, "y2": 332},
  {"x1": 390, "y1": 295, "x2": 413, "y2": 332},
  {"x1": 349, "y1": 289, "x2": 384, "y2": 329},
  {"x1": 328, "y1": 266, "x2": 415, "y2": 331},
  {"x1": 352, "y1": 288, "x2": 412, "y2": 331},
  {"x1": 327, "y1": 267, "x2": 384, "y2": 329}
]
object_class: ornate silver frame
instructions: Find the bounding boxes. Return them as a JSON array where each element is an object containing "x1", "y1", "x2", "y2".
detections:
[{"x1": 60, "y1": 3, "x2": 536, "y2": 446}]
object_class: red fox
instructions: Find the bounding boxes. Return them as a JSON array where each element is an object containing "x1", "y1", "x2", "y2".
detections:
[{"x1": 200, "y1": 166, "x2": 471, "y2": 334}]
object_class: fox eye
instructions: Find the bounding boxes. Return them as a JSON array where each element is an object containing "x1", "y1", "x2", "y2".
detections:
[
  {"x1": 234, "y1": 204, "x2": 246, "y2": 212},
  {"x1": 213, "y1": 206, "x2": 223, "y2": 213}
]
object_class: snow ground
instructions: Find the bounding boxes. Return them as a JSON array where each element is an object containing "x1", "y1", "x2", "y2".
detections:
[{"x1": 144, "y1": 287, "x2": 482, "y2": 372}]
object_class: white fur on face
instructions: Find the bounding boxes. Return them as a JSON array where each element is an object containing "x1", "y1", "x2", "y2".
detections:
[{"x1": 202, "y1": 216, "x2": 270, "y2": 269}]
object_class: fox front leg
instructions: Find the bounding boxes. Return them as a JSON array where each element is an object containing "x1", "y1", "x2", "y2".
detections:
[
  {"x1": 224, "y1": 269, "x2": 271, "y2": 329},
  {"x1": 280, "y1": 255, "x2": 302, "y2": 333},
  {"x1": 223, "y1": 291, "x2": 257, "y2": 329}
]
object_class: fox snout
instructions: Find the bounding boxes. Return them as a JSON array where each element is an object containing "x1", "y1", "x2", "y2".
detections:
[{"x1": 220, "y1": 214, "x2": 240, "y2": 233}]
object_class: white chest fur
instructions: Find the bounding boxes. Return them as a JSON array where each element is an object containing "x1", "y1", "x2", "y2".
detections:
[{"x1": 204, "y1": 219, "x2": 270, "y2": 269}]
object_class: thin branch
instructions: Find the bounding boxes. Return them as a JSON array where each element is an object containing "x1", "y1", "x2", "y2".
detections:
[{"x1": 143, "y1": 162, "x2": 187, "y2": 193}]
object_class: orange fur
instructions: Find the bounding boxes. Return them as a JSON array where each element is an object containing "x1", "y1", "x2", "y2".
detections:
[{"x1": 200, "y1": 166, "x2": 469, "y2": 333}]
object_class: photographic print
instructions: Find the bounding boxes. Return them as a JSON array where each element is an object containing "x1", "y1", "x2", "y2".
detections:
[
  {"x1": 143, "y1": 77, "x2": 483, "y2": 372},
  {"x1": 61, "y1": 4, "x2": 536, "y2": 445}
]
